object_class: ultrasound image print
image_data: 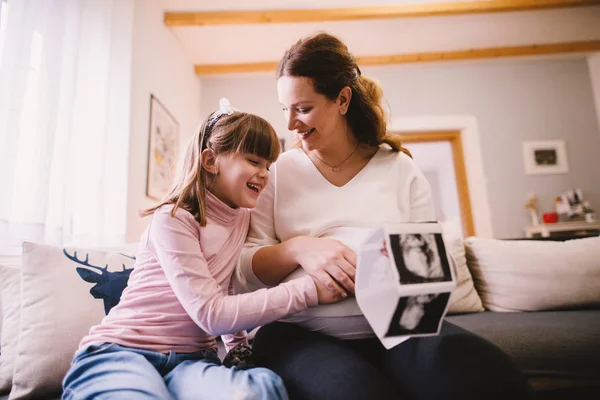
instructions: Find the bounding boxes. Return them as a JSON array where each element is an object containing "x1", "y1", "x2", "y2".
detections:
[
  {"x1": 384, "y1": 292, "x2": 451, "y2": 337},
  {"x1": 389, "y1": 233, "x2": 451, "y2": 284}
]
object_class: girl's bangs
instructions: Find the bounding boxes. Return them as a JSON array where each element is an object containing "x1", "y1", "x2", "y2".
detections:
[{"x1": 237, "y1": 119, "x2": 281, "y2": 162}]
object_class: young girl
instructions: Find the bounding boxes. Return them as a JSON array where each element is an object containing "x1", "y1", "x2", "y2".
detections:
[{"x1": 62, "y1": 99, "x2": 345, "y2": 400}]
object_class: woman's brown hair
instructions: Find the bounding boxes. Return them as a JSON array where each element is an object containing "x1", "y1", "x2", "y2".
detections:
[
  {"x1": 276, "y1": 32, "x2": 410, "y2": 156},
  {"x1": 141, "y1": 111, "x2": 280, "y2": 226}
]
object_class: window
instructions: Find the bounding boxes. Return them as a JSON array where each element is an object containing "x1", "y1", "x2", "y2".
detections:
[{"x1": 0, "y1": 0, "x2": 9, "y2": 66}]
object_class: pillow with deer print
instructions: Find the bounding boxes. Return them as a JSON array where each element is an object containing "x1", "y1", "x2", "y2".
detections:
[{"x1": 8, "y1": 242, "x2": 136, "y2": 400}]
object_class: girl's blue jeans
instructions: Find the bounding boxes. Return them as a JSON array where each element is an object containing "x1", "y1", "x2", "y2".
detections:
[{"x1": 62, "y1": 342, "x2": 288, "y2": 400}]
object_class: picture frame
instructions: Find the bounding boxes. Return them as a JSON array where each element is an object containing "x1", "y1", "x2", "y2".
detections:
[
  {"x1": 522, "y1": 140, "x2": 569, "y2": 175},
  {"x1": 146, "y1": 94, "x2": 180, "y2": 200}
]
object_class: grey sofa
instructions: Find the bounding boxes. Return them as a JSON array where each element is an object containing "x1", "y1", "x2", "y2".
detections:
[
  {"x1": 448, "y1": 310, "x2": 600, "y2": 399},
  {"x1": 2, "y1": 311, "x2": 599, "y2": 400},
  {"x1": 238, "y1": 309, "x2": 600, "y2": 398},
  {"x1": 2, "y1": 236, "x2": 599, "y2": 399}
]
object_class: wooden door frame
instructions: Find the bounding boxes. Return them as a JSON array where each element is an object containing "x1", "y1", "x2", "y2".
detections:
[{"x1": 398, "y1": 130, "x2": 476, "y2": 237}]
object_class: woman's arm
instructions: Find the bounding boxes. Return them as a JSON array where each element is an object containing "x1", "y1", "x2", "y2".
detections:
[
  {"x1": 253, "y1": 237, "x2": 355, "y2": 294},
  {"x1": 237, "y1": 167, "x2": 355, "y2": 295},
  {"x1": 250, "y1": 240, "x2": 300, "y2": 286},
  {"x1": 237, "y1": 170, "x2": 298, "y2": 288},
  {"x1": 407, "y1": 168, "x2": 436, "y2": 222}
]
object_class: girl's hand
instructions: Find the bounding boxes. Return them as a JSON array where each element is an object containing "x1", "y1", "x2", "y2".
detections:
[
  {"x1": 312, "y1": 276, "x2": 348, "y2": 304},
  {"x1": 288, "y1": 236, "x2": 356, "y2": 295}
]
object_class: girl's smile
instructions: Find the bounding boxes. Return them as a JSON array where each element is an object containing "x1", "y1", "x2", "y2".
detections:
[{"x1": 210, "y1": 152, "x2": 271, "y2": 209}]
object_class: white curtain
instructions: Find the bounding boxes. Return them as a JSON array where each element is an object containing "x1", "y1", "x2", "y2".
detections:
[{"x1": 0, "y1": 0, "x2": 132, "y2": 264}]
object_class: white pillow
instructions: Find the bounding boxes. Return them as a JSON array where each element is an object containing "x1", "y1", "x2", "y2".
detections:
[
  {"x1": 443, "y1": 232, "x2": 484, "y2": 314},
  {"x1": 9, "y1": 242, "x2": 136, "y2": 399},
  {"x1": 439, "y1": 220, "x2": 484, "y2": 314},
  {"x1": 0, "y1": 266, "x2": 21, "y2": 393},
  {"x1": 465, "y1": 236, "x2": 600, "y2": 312}
]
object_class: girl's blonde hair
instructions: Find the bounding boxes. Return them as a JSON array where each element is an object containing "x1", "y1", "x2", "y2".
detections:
[{"x1": 141, "y1": 112, "x2": 281, "y2": 226}]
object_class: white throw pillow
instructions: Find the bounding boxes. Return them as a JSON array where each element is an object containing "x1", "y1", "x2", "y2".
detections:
[
  {"x1": 0, "y1": 266, "x2": 21, "y2": 393},
  {"x1": 439, "y1": 220, "x2": 484, "y2": 315},
  {"x1": 443, "y1": 232, "x2": 484, "y2": 314},
  {"x1": 465, "y1": 236, "x2": 600, "y2": 312},
  {"x1": 9, "y1": 242, "x2": 136, "y2": 399}
]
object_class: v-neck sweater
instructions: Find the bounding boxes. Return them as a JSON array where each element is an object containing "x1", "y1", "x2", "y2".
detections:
[
  {"x1": 236, "y1": 146, "x2": 435, "y2": 339},
  {"x1": 80, "y1": 191, "x2": 318, "y2": 353}
]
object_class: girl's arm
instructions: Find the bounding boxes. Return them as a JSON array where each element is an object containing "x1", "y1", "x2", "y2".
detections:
[
  {"x1": 147, "y1": 208, "x2": 321, "y2": 337},
  {"x1": 220, "y1": 282, "x2": 249, "y2": 351}
]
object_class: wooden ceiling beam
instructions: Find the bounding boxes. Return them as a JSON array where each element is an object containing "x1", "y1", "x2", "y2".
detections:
[
  {"x1": 194, "y1": 40, "x2": 600, "y2": 76},
  {"x1": 166, "y1": 0, "x2": 600, "y2": 26}
]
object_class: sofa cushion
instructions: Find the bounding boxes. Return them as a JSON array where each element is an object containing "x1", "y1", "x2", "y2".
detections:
[
  {"x1": 447, "y1": 310, "x2": 600, "y2": 383},
  {"x1": 443, "y1": 229, "x2": 484, "y2": 314},
  {"x1": 465, "y1": 236, "x2": 600, "y2": 312},
  {"x1": 9, "y1": 242, "x2": 136, "y2": 399}
]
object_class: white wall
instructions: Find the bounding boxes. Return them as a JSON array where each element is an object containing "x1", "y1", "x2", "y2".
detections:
[
  {"x1": 200, "y1": 57, "x2": 600, "y2": 239},
  {"x1": 407, "y1": 141, "x2": 461, "y2": 228},
  {"x1": 126, "y1": 0, "x2": 202, "y2": 242},
  {"x1": 375, "y1": 58, "x2": 600, "y2": 239}
]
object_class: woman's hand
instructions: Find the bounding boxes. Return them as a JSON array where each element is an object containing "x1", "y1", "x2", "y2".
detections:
[
  {"x1": 288, "y1": 236, "x2": 356, "y2": 295},
  {"x1": 312, "y1": 276, "x2": 348, "y2": 304}
]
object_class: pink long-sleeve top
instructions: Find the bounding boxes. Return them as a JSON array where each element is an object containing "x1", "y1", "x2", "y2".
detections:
[{"x1": 79, "y1": 192, "x2": 318, "y2": 354}]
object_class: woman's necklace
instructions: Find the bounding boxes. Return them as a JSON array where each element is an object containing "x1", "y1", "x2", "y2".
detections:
[{"x1": 310, "y1": 143, "x2": 359, "y2": 172}]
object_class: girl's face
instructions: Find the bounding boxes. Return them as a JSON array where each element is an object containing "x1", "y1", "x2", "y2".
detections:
[
  {"x1": 277, "y1": 76, "x2": 346, "y2": 152},
  {"x1": 210, "y1": 152, "x2": 271, "y2": 209}
]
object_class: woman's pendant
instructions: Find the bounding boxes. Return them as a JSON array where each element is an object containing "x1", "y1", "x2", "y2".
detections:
[{"x1": 331, "y1": 166, "x2": 340, "y2": 172}]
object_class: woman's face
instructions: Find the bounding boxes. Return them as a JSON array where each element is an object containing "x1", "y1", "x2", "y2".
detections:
[{"x1": 277, "y1": 76, "x2": 346, "y2": 152}]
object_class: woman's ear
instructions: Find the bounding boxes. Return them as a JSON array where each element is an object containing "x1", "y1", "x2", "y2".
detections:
[
  {"x1": 337, "y1": 86, "x2": 353, "y2": 115},
  {"x1": 201, "y1": 148, "x2": 219, "y2": 175}
]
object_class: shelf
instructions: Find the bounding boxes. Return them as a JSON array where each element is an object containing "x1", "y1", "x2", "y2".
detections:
[{"x1": 525, "y1": 221, "x2": 600, "y2": 238}]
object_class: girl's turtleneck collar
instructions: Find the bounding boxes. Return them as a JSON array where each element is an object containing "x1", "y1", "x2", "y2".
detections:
[{"x1": 205, "y1": 190, "x2": 240, "y2": 225}]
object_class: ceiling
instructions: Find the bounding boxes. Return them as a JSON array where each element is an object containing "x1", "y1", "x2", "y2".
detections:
[{"x1": 161, "y1": 0, "x2": 600, "y2": 75}]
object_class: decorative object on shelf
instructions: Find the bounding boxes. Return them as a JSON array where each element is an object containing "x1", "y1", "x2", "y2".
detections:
[
  {"x1": 524, "y1": 193, "x2": 540, "y2": 226},
  {"x1": 525, "y1": 190, "x2": 597, "y2": 238},
  {"x1": 146, "y1": 94, "x2": 180, "y2": 200},
  {"x1": 554, "y1": 196, "x2": 570, "y2": 222},
  {"x1": 522, "y1": 140, "x2": 569, "y2": 175},
  {"x1": 555, "y1": 188, "x2": 589, "y2": 222},
  {"x1": 583, "y1": 201, "x2": 596, "y2": 223},
  {"x1": 542, "y1": 212, "x2": 558, "y2": 224}
]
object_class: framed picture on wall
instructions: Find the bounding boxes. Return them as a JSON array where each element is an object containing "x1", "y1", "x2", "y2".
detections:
[
  {"x1": 146, "y1": 94, "x2": 180, "y2": 200},
  {"x1": 522, "y1": 140, "x2": 569, "y2": 175}
]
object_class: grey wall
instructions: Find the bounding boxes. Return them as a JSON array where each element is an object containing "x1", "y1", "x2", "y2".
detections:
[{"x1": 200, "y1": 58, "x2": 600, "y2": 239}]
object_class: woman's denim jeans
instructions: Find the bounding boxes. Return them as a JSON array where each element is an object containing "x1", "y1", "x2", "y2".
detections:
[{"x1": 62, "y1": 343, "x2": 288, "y2": 400}]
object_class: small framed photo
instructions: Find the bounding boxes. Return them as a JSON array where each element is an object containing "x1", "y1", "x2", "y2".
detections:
[
  {"x1": 522, "y1": 140, "x2": 568, "y2": 175},
  {"x1": 146, "y1": 95, "x2": 180, "y2": 200}
]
